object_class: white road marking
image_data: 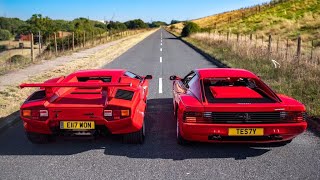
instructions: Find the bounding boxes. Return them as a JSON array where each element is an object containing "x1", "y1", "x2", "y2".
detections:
[
  {"x1": 159, "y1": 78, "x2": 163, "y2": 94},
  {"x1": 160, "y1": 48, "x2": 162, "y2": 52},
  {"x1": 160, "y1": 56, "x2": 162, "y2": 63},
  {"x1": 161, "y1": 43, "x2": 162, "y2": 46}
]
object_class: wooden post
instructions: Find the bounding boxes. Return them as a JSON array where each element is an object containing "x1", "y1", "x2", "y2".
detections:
[
  {"x1": 250, "y1": 34, "x2": 253, "y2": 44},
  {"x1": 237, "y1": 33, "x2": 239, "y2": 43},
  {"x1": 83, "y1": 31, "x2": 86, "y2": 47},
  {"x1": 54, "y1": 32, "x2": 57, "y2": 55},
  {"x1": 297, "y1": 36, "x2": 301, "y2": 61},
  {"x1": 72, "y1": 32, "x2": 75, "y2": 51},
  {"x1": 38, "y1": 31, "x2": 41, "y2": 54},
  {"x1": 92, "y1": 31, "x2": 94, "y2": 46},
  {"x1": 285, "y1": 38, "x2": 289, "y2": 61},
  {"x1": 48, "y1": 36, "x2": 51, "y2": 56},
  {"x1": 30, "y1": 33, "x2": 34, "y2": 62},
  {"x1": 268, "y1": 34, "x2": 272, "y2": 54},
  {"x1": 62, "y1": 32, "x2": 64, "y2": 52},
  {"x1": 67, "y1": 35, "x2": 70, "y2": 50},
  {"x1": 227, "y1": 32, "x2": 229, "y2": 42},
  {"x1": 310, "y1": 40, "x2": 314, "y2": 61},
  {"x1": 100, "y1": 33, "x2": 102, "y2": 44},
  {"x1": 276, "y1": 38, "x2": 279, "y2": 52}
]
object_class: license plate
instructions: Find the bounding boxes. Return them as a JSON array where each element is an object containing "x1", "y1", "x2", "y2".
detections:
[
  {"x1": 228, "y1": 128, "x2": 264, "y2": 136},
  {"x1": 60, "y1": 121, "x2": 95, "y2": 130}
]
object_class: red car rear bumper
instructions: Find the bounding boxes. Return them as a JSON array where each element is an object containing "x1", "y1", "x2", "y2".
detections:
[
  {"x1": 180, "y1": 122, "x2": 307, "y2": 143},
  {"x1": 21, "y1": 116, "x2": 143, "y2": 135}
]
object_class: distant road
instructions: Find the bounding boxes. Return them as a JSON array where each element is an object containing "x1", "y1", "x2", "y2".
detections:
[{"x1": 0, "y1": 28, "x2": 319, "y2": 180}]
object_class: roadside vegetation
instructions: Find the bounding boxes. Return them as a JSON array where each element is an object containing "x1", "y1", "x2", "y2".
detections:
[
  {"x1": 168, "y1": 0, "x2": 320, "y2": 116},
  {"x1": 0, "y1": 15, "x2": 166, "y2": 75}
]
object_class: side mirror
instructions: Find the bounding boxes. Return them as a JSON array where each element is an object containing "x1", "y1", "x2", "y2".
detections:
[
  {"x1": 169, "y1": 75, "x2": 177, "y2": 80},
  {"x1": 145, "y1": 75, "x2": 153, "y2": 80}
]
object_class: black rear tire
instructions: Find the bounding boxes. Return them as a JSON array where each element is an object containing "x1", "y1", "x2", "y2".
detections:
[
  {"x1": 177, "y1": 118, "x2": 188, "y2": 145},
  {"x1": 123, "y1": 121, "x2": 145, "y2": 144},
  {"x1": 26, "y1": 132, "x2": 50, "y2": 144}
]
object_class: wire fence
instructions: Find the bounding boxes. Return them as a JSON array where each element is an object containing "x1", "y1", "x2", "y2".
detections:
[
  {"x1": 0, "y1": 29, "x2": 146, "y2": 75},
  {"x1": 191, "y1": 32, "x2": 320, "y2": 67}
]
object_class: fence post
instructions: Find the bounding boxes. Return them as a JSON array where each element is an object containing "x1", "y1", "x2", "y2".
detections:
[
  {"x1": 297, "y1": 36, "x2": 301, "y2": 61},
  {"x1": 227, "y1": 32, "x2": 229, "y2": 42},
  {"x1": 54, "y1": 32, "x2": 57, "y2": 55},
  {"x1": 250, "y1": 34, "x2": 253, "y2": 44},
  {"x1": 67, "y1": 35, "x2": 70, "y2": 50},
  {"x1": 285, "y1": 38, "x2": 289, "y2": 61},
  {"x1": 92, "y1": 31, "x2": 94, "y2": 46},
  {"x1": 72, "y1": 32, "x2": 75, "y2": 51},
  {"x1": 83, "y1": 31, "x2": 86, "y2": 47},
  {"x1": 276, "y1": 37, "x2": 279, "y2": 52},
  {"x1": 30, "y1": 33, "x2": 34, "y2": 62},
  {"x1": 237, "y1": 33, "x2": 239, "y2": 43},
  {"x1": 38, "y1": 31, "x2": 41, "y2": 54},
  {"x1": 268, "y1": 34, "x2": 272, "y2": 54},
  {"x1": 62, "y1": 32, "x2": 64, "y2": 52},
  {"x1": 310, "y1": 40, "x2": 314, "y2": 61}
]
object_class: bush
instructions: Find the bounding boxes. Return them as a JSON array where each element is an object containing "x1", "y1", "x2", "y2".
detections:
[
  {"x1": 7, "y1": 55, "x2": 28, "y2": 64},
  {"x1": 181, "y1": 22, "x2": 200, "y2": 37},
  {"x1": 0, "y1": 29, "x2": 11, "y2": 40}
]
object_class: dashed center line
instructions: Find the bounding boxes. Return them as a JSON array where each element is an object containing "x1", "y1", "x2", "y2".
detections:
[
  {"x1": 159, "y1": 78, "x2": 163, "y2": 94},
  {"x1": 161, "y1": 43, "x2": 162, "y2": 46},
  {"x1": 160, "y1": 48, "x2": 162, "y2": 52},
  {"x1": 160, "y1": 57, "x2": 162, "y2": 63}
]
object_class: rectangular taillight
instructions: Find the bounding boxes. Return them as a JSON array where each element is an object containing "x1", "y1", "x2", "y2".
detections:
[
  {"x1": 280, "y1": 111, "x2": 306, "y2": 122},
  {"x1": 183, "y1": 112, "x2": 203, "y2": 123},
  {"x1": 21, "y1": 109, "x2": 49, "y2": 121},
  {"x1": 104, "y1": 109, "x2": 131, "y2": 121}
]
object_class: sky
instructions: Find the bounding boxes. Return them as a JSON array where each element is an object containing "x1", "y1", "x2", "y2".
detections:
[{"x1": 0, "y1": 0, "x2": 270, "y2": 23}]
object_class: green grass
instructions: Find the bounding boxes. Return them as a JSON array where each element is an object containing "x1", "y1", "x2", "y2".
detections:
[{"x1": 184, "y1": 36, "x2": 320, "y2": 116}]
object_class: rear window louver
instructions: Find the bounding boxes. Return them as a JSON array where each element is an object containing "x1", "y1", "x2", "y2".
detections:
[{"x1": 115, "y1": 89, "x2": 134, "y2": 101}]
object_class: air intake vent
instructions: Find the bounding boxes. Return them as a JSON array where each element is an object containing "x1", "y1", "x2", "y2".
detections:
[{"x1": 115, "y1": 89, "x2": 134, "y2": 100}]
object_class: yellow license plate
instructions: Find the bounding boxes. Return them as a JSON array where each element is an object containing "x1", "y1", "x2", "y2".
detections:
[
  {"x1": 228, "y1": 128, "x2": 264, "y2": 136},
  {"x1": 60, "y1": 121, "x2": 95, "y2": 130}
]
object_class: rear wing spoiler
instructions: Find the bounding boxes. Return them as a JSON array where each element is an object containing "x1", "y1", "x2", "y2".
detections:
[
  {"x1": 20, "y1": 82, "x2": 132, "y2": 89},
  {"x1": 20, "y1": 82, "x2": 132, "y2": 98}
]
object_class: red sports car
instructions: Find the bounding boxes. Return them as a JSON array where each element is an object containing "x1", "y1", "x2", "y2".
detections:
[
  {"x1": 20, "y1": 69, "x2": 152, "y2": 144},
  {"x1": 170, "y1": 68, "x2": 307, "y2": 145}
]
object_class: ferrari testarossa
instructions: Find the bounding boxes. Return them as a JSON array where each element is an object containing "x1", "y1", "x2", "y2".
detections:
[
  {"x1": 20, "y1": 69, "x2": 152, "y2": 144},
  {"x1": 170, "y1": 68, "x2": 307, "y2": 145}
]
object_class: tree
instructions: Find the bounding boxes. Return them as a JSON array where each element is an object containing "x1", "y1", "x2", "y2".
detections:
[
  {"x1": 181, "y1": 22, "x2": 200, "y2": 37},
  {"x1": 170, "y1": 20, "x2": 181, "y2": 25},
  {"x1": 0, "y1": 29, "x2": 11, "y2": 40},
  {"x1": 107, "y1": 21, "x2": 127, "y2": 31},
  {"x1": 125, "y1": 19, "x2": 148, "y2": 29},
  {"x1": 0, "y1": 17, "x2": 27, "y2": 34},
  {"x1": 148, "y1": 21, "x2": 167, "y2": 28}
]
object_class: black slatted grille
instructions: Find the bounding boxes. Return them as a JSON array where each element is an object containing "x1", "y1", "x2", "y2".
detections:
[
  {"x1": 204, "y1": 112, "x2": 284, "y2": 124},
  {"x1": 115, "y1": 89, "x2": 134, "y2": 101}
]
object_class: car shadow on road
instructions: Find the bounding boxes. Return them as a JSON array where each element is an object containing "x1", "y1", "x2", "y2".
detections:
[{"x1": 0, "y1": 98, "x2": 274, "y2": 160}]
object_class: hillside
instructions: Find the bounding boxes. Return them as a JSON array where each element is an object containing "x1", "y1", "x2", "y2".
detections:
[{"x1": 174, "y1": 0, "x2": 320, "y2": 42}]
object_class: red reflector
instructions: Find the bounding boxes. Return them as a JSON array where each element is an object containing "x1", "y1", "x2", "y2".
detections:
[{"x1": 39, "y1": 110, "x2": 48, "y2": 117}]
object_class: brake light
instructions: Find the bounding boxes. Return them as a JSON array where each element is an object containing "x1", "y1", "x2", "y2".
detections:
[
  {"x1": 183, "y1": 112, "x2": 203, "y2": 123},
  {"x1": 21, "y1": 109, "x2": 49, "y2": 121},
  {"x1": 281, "y1": 111, "x2": 306, "y2": 122},
  {"x1": 104, "y1": 108, "x2": 131, "y2": 121}
]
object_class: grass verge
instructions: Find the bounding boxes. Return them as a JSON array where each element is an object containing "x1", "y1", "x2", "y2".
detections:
[
  {"x1": 0, "y1": 29, "x2": 156, "y2": 120},
  {"x1": 182, "y1": 35, "x2": 320, "y2": 116}
]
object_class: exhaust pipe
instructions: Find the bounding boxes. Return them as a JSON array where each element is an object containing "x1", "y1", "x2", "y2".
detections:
[
  {"x1": 270, "y1": 134, "x2": 283, "y2": 140},
  {"x1": 209, "y1": 135, "x2": 222, "y2": 140}
]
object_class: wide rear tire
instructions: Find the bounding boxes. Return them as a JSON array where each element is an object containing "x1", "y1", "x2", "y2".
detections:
[
  {"x1": 177, "y1": 118, "x2": 188, "y2": 145},
  {"x1": 123, "y1": 121, "x2": 145, "y2": 144},
  {"x1": 26, "y1": 132, "x2": 50, "y2": 144}
]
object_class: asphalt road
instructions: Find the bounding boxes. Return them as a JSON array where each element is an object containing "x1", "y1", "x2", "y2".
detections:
[{"x1": 1, "y1": 29, "x2": 319, "y2": 180}]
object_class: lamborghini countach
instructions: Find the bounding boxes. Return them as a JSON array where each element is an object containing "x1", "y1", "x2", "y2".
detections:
[
  {"x1": 170, "y1": 68, "x2": 307, "y2": 145},
  {"x1": 20, "y1": 69, "x2": 152, "y2": 144}
]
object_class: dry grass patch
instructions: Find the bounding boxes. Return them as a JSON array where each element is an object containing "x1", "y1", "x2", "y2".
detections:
[{"x1": 0, "y1": 29, "x2": 156, "y2": 119}]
